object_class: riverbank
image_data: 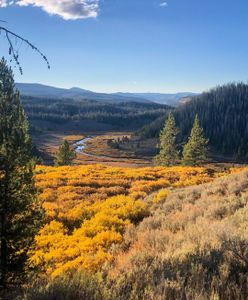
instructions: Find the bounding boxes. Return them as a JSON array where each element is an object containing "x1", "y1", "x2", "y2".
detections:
[{"x1": 73, "y1": 134, "x2": 152, "y2": 167}]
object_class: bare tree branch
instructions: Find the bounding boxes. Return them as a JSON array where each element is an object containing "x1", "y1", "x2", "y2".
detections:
[{"x1": 0, "y1": 26, "x2": 50, "y2": 74}]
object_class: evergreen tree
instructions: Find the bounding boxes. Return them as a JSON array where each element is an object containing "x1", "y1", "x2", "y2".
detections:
[
  {"x1": 54, "y1": 139, "x2": 76, "y2": 166},
  {"x1": 182, "y1": 115, "x2": 208, "y2": 166},
  {"x1": 155, "y1": 112, "x2": 179, "y2": 166},
  {"x1": 138, "y1": 83, "x2": 248, "y2": 161},
  {"x1": 0, "y1": 59, "x2": 43, "y2": 288}
]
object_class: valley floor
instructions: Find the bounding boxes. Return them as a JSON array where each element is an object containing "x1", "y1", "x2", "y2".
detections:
[
  {"x1": 33, "y1": 130, "x2": 245, "y2": 170},
  {"x1": 33, "y1": 131, "x2": 153, "y2": 167}
]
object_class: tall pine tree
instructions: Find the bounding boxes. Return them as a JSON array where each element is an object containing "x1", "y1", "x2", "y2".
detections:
[
  {"x1": 182, "y1": 114, "x2": 208, "y2": 166},
  {"x1": 0, "y1": 59, "x2": 43, "y2": 288},
  {"x1": 54, "y1": 139, "x2": 76, "y2": 166},
  {"x1": 155, "y1": 112, "x2": 179, "y2": 166}
]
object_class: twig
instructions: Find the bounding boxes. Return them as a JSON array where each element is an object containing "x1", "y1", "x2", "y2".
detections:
[{"x1": 0, "y1": 26, "x2": 50, "y2": 74}]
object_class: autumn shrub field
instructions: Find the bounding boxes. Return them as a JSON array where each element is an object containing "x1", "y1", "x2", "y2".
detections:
[
  {"x1": 30, "y1": 165, "x2": 219, "y2": 276},
  {"x1": 107, "y1": 170, "x2": 248, "y2": 299},
  {"x1": 21, "y1": 165, "x2": 248, "y2": 299}
]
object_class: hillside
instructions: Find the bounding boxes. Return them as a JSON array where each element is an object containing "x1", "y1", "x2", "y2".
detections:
[
  {"x1": 137, "y1": 83, "x2": 248, "y2": 161},
  {"x1": 25, "y1": 165, "x2": 222, "y2": 276},
  {"x1": 22, "y1": 96, "x2": 170, "y2": 132},
  {"x1": 106, "y1": 168, "x2": 248, "y2": 299},
  {"x1": 20, "y1": 166, "x2": 248, "y2": 299}
]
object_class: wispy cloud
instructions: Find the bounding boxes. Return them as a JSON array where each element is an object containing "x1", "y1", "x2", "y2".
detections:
[
  {"x1": 160, "y1": 1, "x2": 168, "y2": 7},
  {"x1": 0, "y1": 0, "x2": 99, "y2": 20}
]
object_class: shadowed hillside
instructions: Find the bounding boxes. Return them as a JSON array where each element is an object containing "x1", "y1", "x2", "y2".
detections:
[{"x1": 137, "y1": 83, "x2": 248, "y2": 161}]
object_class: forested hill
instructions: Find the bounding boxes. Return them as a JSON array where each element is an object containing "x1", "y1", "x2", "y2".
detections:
[
  {"x1": 138, "y1": 83, "x2": 248, "y2": 160},
  {"x1": 21, "y1": 96, "x2": 170, "y2": 130}
]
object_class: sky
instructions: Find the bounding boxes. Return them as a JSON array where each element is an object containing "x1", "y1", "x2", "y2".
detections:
[{"x1": 0, "y1": 0, "x2": 248, "y2": 93}]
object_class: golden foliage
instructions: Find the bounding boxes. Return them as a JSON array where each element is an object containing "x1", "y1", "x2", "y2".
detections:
[
  {"x1": 36, "y1": 165, "x2": 219, "y2": 224},
  {"x1": 30, "y1": 164, "x2": 229, "y2": 277},
  {"x1": 153, "y1": 188, "x2": 170, "y2": 203},
  {"x1": 29, "y1": 194, "x2": 148, "y2": 277}
]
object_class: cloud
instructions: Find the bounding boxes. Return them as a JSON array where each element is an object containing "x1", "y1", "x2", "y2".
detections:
[
  {"x1": 0, "y1": 0, "x2": 99, "y2": 20},
  {"x1": 160, "y1": 1, "x2": 168, "y2": 7},
  {"x1": 0, "y1": 0, "x2": 9, "y2": 7}
]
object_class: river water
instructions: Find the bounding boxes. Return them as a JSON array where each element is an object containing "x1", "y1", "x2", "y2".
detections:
[
  {"x1": 74, "y1": 136, "x2": 110, "y2": 159},
  {"x1": 74, "y1": 136, "x2": 94, "y2": 154}
]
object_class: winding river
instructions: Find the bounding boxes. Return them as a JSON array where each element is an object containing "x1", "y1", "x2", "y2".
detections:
[
  {"x1": 73, "y1": 135, "x2": 150, "y2": 165},
  {"x1": 74, "y1": 136, "x2": 94, "y2": 154},
  {"x1": 74, "y1": 136, "x2": 110, "y2": 159}
]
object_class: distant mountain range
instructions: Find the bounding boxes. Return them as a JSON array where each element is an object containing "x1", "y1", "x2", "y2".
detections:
[
  {"x1": 16, "y1": 83, "x2": 197, "y2": 106},
  {"x1": 115, "y1": 92, "x2": 197, "y2": 106}
]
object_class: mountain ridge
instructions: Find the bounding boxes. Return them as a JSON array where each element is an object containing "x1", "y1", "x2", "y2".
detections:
[
  {"x1": 114, "y1": 92, "x2": 197, "y2": 106},
  {"x1": 16, "y1": 83, "x2": 196, "y2": 106}
]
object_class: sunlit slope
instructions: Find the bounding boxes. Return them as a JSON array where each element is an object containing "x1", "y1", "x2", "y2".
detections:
[
  {"x1": 30, "y1": 165, "x2": 227, "y2": 277},
  {"x1": 109, "y1": 170, "x2": 248, "y2": 299}
]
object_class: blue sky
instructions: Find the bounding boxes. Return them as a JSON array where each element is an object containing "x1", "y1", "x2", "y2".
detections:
[{"x1": 0, "y1": 0, "x2": 248, "y2": 93}]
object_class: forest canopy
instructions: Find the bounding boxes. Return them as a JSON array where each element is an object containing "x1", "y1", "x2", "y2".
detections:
[
  {"x1": 21, "y1": 96, "x2": 170, "y2": 130},
  {"x1": 137, "y1": 83, "x2": 248, "y2": 160}
]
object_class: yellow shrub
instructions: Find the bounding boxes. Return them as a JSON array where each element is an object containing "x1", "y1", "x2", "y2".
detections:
[
  {"x1": 153, "y1": 189, "x2": 170, "y2": 203},
  {"x1": 29, "y1": 194, "x2": 149, "y2": 277},
  {"x1": 31, "y1": 164, "x2": 235, "y2": 278}
]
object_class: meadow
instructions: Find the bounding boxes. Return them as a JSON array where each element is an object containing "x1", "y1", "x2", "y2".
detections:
[
  {"x1": 30, "y1": 165, "x2": 233, "y2": 279},
  {"x1": 17, "y1": 164, "x2": 248, "y2": 300},
  {"x1": 32, "y1": 132, "x2": 152, "y2": 167}
]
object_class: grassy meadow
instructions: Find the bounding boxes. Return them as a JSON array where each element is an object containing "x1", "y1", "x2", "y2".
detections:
[{"x1": 9, "y1": 164, "x2": 245, "y2": 299}]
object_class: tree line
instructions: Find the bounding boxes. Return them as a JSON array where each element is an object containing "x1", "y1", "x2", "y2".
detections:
[
  {"x1": 22, "y1": 96, "x2": 170, "y2": 129},
  {"x1": 138, "y1": 83, "x2": 248, "y2": 161}
]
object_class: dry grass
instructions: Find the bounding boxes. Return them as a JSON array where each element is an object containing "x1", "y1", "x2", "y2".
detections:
[
  {"x1": 106, "y1": 170, "x2": 248, "y2": 299},
  {"x1": 20, "y1": 168, "x2": 248, "y2": 300}
]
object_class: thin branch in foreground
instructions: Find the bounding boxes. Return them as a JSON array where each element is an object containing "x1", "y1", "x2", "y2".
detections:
[{"x1": 0, "y1": 26, "x2": 50, "y2": 74}]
